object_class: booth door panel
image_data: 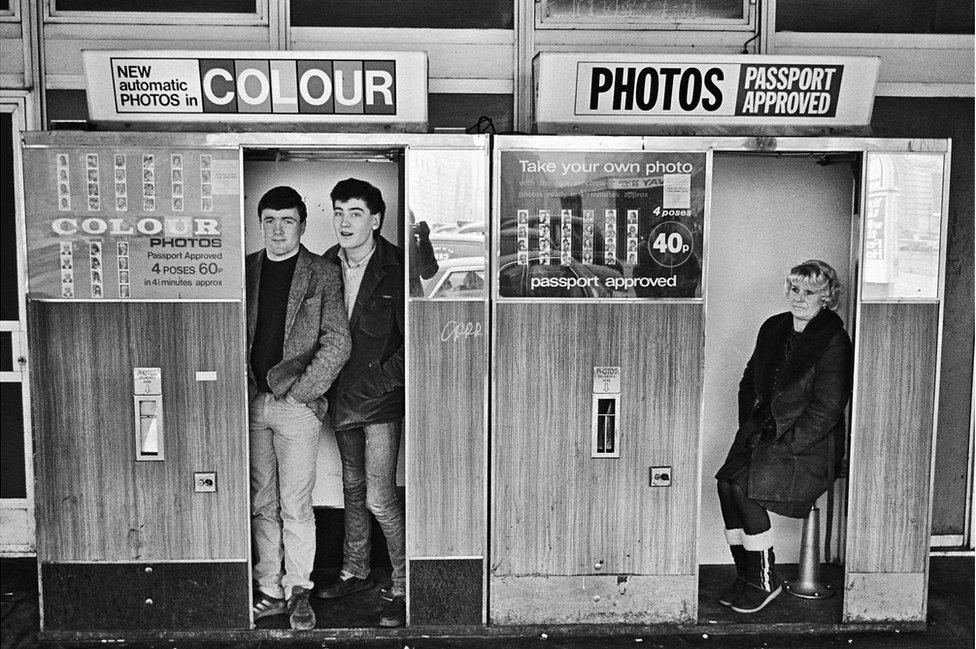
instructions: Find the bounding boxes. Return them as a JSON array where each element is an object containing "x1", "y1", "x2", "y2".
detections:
[
  {"x1": 23, "y1": 137, "x2": 249, "y2": 633},
  {"x1": 845, "y1": 303, "x2": 940, "y2": 622},
  {"x1": 844, "y1": 148, "x2": 949, "y2": 623},
  {"x1": 30, "y1": 302, "x2": 249, "y2": 629},
  {"x1": 405, "y1": 142, "x2": 489, "y2": 626},
  {"x1": 491, "y1": 303, "x2": 703, "y2": 624}
]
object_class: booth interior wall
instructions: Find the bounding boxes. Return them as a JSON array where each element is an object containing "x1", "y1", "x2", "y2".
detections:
[
  {"x1": 30, "y1": 302, "x2": 248, "y2": 562},
  {"x1": 699, "y1": 153, "x2": 855, "y2": 566}
]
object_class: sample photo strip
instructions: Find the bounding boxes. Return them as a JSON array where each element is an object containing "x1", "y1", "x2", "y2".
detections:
[
  {"x1": 86, "y1": 153, "x2": 100, "y2": 212},
  {"x1": 114, "y1": 154, "x2": 127, "y2": 212},
  {"x1": 201, "y1": 154, "x2": 214, "y2": 212},
  {"x1": 59, "y1": 241, "x2": 74, "y2": 298},
  {"x1": 582, "y1": 209, "x2": 595, "y2": 254},
  {"x1": 171, "y1": 154, "x2": 184, "y2": 212},
  {"x1": 516, "y1": 210, "x2": 529, "y2": 265},
  {"x1": 117, "y1": 241, "x2": 130, "y2": 298},
  {"x1": 89, "y1": 240, "x2": 103, "y2": 299},
  {"x1": 605, "y1": 210, "x2": 617, "y2": 265},
  {"x1": 538, "y1": 210, "x2": 551, "y2": 263},
  {"x1": 626, "y1": 209, "x2": 639, "y2": 265},
  {"x1": 142, "y1": 154, "x2": 156, "y2": 212},
  {"x1": 57, "y1": 153, "x2": 71, "y2": 211}
]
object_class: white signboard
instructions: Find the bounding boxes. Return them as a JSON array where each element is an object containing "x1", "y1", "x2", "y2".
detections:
[
  {"x1": 593, "y1": 366, "x2": 621, "y2": 394},
  {"x1": 133, "y1": 367, "x2": 162, "y2": 395},
  {"x1": 536, "y1": 53, "x2": 880, "y2": 131},
  {"x1": 83, "y1": 50, "x2": 428, "y2": 128}
]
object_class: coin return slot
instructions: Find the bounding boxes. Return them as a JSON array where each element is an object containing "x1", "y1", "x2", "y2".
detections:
[{"x1": 592, "y1": 394, "x2": 620, "y2": 459}]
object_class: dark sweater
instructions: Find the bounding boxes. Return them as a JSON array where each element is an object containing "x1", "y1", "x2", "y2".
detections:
[{"x1": 250, "y1": 252, "x2": 298, "y2": 393}]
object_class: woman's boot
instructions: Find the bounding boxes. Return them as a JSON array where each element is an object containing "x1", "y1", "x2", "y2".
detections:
[
  {"x1": 731, "y1": 529, "x2": 782, "y2": 613},
  {"x1": 717, "y1": 528, "x2": 747, "y2": 607}
]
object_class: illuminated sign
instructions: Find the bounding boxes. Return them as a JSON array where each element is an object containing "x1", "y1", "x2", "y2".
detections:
[
  {"x1": 83, "y1": 50, "x2": 427, "y2": 127},
  {"x1": 535, "y1": 53, "x2": 879, "y2": 130}
]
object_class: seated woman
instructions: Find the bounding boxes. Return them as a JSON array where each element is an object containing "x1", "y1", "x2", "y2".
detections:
[{"x1": 715, "y1": 259, "x2": 853, "y2": 614}]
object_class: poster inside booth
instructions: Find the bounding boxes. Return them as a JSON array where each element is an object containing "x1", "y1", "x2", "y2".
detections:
[
  {"x1": 498, "y1": 150, "x2": 706, "y2": 298},
  {"x1": 24, "y1": 146, "x2": 242, "y2": 300}
]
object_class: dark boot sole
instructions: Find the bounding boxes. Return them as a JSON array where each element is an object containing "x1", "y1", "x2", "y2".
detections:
[{"x1": 313, "y1": 580, "x2": 375, "y2": 600}]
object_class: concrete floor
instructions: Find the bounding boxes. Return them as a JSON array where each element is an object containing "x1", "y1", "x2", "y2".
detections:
[{"x1": 2, "y1": 556, "x2": 971, "y2": 648}]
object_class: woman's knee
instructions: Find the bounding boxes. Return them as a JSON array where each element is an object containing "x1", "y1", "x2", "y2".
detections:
[{"x1": 717, "y1": 479, "x2": 736, "y2": 502}]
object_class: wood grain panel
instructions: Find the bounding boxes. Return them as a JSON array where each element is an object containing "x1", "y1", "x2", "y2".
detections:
[
  {"x1": 490, "y1": 574, "x2": 696, "y2": 625},
  {"x1": 31, "y1": 303, "x2": 248, "y2": 562},
  {"x1": 407, "y1": 300, "x2": 487, "y2": 557},
  {"x1": 846, "y1": 303, "x2": 939, "y2": 574},
  {"x1": 492, "y1": 303, "x2": 703, "y2": 577},
  {"x1": 843, "y1": 572, "x2": 926, "y2": 623}
]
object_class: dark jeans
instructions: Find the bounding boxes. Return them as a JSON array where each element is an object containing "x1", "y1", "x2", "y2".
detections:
[{"x1": 334, "y1": 421, "x2": 406, "y2": 596}]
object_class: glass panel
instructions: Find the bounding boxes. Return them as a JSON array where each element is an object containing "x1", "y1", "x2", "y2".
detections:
[
  {"x1": 776, "y1": 0, "x2": 974, "y2": 35},
  {"x1": 1, "y1": 112, "x2": 17, "y2": 321},
  {"x1": 407, "y1": 149, "x2": 487, "y2": 299},
  {"x1": 497, "y1": 150, "x2": 706, "y2": 299},
  {"x1": 0, "y1": 382, "x2": 25, "y2": 498},
  {"x1": 0, "y1": 331, "x2": 11, "y2": 372},
  {"x1": 542, "y1": 0, "x2": 745, "y2": 24},
  {"x1": 291, "y1": 0, "x2": 513, "y2": 28},
  {"x1": 862, "y1": 152, "x2": 944, "y2": 300},
  {"x1": 56, "y1": 0, "x2": 255, "y2": 12}
]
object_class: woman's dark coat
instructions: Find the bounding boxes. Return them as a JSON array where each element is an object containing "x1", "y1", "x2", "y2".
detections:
[{"x1": 725, "y1": 308, "x2": 853, "y2": 505}]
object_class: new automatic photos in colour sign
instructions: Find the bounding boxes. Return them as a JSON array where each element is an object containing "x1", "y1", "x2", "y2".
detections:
[{"x1": 499, "y1": 151, "x2": 705, "y2": 299}]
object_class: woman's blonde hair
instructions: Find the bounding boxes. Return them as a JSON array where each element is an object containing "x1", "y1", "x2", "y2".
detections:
[{"x1": 785, "y1": 259, "x2": 842, "y2": 310}]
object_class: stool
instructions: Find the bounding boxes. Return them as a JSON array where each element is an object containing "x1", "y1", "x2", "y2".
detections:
[{"x1": 784, "y1": 506, "x2": 834, "y2": 599}]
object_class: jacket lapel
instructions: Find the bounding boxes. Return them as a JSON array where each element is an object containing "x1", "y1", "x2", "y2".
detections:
[
  {"x1": 349, "y1": 242, "x2": 387, "y2": 328},
  {"x1": 284, "y1": 245, "x2": 312, "y2": 340},
  {"x1": 245, "y1": 252, "x2": 263, "y2": 354}
]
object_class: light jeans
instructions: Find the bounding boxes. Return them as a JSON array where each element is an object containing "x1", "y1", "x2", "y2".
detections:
[
  {"x1": 334, "y1": 421, "x2": 406, "y2": 596},
  {"x1": 249, "y1": 392, "x2": 321, "y2": 599}
]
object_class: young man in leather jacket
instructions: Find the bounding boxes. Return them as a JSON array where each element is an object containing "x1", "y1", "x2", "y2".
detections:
[{"x1": 315, "y1": 178, "x2": 406, "y2": 628}]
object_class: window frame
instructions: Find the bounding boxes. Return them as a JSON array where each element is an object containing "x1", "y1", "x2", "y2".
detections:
[
  {"x1": 536, "y1": 0, "x2": 756, "y2": 32},
  {"x1": 45, "y1": 0, "x2": 267, "y2": 27}
]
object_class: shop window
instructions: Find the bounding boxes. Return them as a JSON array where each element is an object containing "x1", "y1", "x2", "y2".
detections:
[
  {"x1": 429, "y1": 94, "x2": 513, "y2": 134},
  {"x1": 407, "y1": 148, "x2": 487, "y2": 300},
  {"x1": 0, "y1": 383, "x2": 25, "y2": 498},
  {"x1": 861, "y1": 152, "x2": 945, "y2": 300},
  {"x1": 537, "y1": 0, "x2": 752, "y2": 30},
  {"x1": 290, "y1": 0, "x2": 513, "y2": 29},
  {"x1": 54, "y1": 0, "x2": 255, "y2": 12},
  {"x1": 776, "y1": 0, "x2": 974, "y2": 34},
  {"x1": 0, "y1": 0, "x2": 12, "y2": 15},
  {"x1": 1, "y1": 112, "x2": 16, "y2": 321}
]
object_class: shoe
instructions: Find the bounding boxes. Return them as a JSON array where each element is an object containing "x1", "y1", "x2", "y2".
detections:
[
  {"x1": 730, "y1": 581, "x2": 782, "y2": 613},
  {"x1": 378, "y1": 595, "x2": 405, "y2": 627},
  {"x1": 378, "y1": 586, "x2": 394, "y2": 602},
  {"x1": 730, "y1": 545, "x2": 781, "y2": 614},
  {"x1": 314, "y1": 574, "x2": 375, "y2": 600},
  {"x1": 286, "y1": 586, "x2": 316, "y2": 630},
  {"x1": 252, "y1": 592, "x2": 286, "y2": 620},
  {"x1": 717, "y1": 544, "x2": 748, "y2": 607},
  {"x1": 717, "y1": 577, "x2": 746, "y2": 607}
]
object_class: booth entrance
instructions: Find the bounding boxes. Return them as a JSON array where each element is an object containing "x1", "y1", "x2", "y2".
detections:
[
  {"x1": 23, "y1": 132, "x2": 490, "y2": 636},
  {"x1": 22, "y1": 132, "x2": 948, "y2": 638},
  {"x1": 489, "y1": 136, "x2": 949, "y2": 629},
  {"x1": 698, "y1": 150, "x2": 858, "y2": 625}
]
